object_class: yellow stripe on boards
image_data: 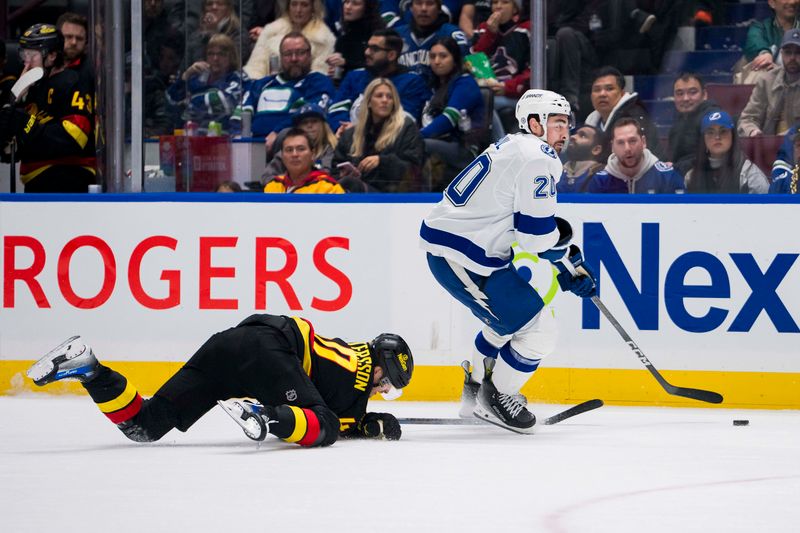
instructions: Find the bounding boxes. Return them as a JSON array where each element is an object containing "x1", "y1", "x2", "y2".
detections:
[
  {"x1": 2, "y1": 361, "x2": 798, "y2": 409},
  {"x1": 96, "y1": 381, "x2": 138, "y2": 413},
  {"x1": 285, "y1": 405, "x2": 307, "y2": 443}
]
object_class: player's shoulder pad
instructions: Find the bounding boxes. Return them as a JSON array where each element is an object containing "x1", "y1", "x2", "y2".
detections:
[
  {"x1": 540, "y1": 143, "x2": 558, "y2": 160},
  {"x1": 654, "y1": 161, "x2": 673, "y2": 172}
]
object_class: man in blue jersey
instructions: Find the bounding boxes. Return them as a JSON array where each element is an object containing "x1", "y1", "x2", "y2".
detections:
[
  {"x1": 328, "y1": 28, "x2": 431, "y2": 131},
  {"x1": 589, "y1": 117, "x2": 685, "y2": 194},
  {"x1": 234, "y1": 32, "x2": 335, "y2": 151},
  {"x1": 396, "y1": 0, "x2": 468, "y2": 83},
  {"x1": 419, "y1": 90, "x2": 598, "y2": 433}
]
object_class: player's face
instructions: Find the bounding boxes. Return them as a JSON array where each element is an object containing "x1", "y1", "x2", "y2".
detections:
[
  {"x1": 60, "y1": 22, "x2": 87, "y2": 61},
  {"x1": 703, "y1": 125, "x2": 732, "y2": 157},
  {"x1": 412, "y1": 0, "x2": 440, "y2": 27},
  {"x1": 612, "y1": 124, "x2": 646, "y2": 169},
  {"x1": 370, "y1": 366, "x2": 392, "y2": 397},
  {"x1": 429, "y1": 44, "x2": 455, "y2": 78},
  {"x1": 369, "y1": 83, "x2": 394, "y2": 119},
  {"x1": 546, "y1": 114, "x2": 570, "y2": 153},
  {"x1": 280, "y1": 36, "x2": 312, "y2": 78},
  {"x1": 206, "y1": 46, "x2": 231, "y2": 75},
  {"x1": 343, "y1": 0, "x2": 366, "y2": 21},
  {"x1": 282, "y1": 135, "x2": 314, "y2": 175},
  {"x1": 289, "y1": 0, "x2": 314, "y2": 27},
  {"x1": 591, "y1": 75, "x2": 624, "y2": 115},
  {"x1": 19, "y1": 48, "x2": 46, "y2": 69},
  {"x1": 673, "y1": 78, "x2": 705, "y2": 114},
  {"x1": 491, "y1": 0, "x2": 517, "y2": 24}
]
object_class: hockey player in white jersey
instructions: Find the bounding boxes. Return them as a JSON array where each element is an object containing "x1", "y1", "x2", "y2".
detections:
[{"x1": 419, "y1": 89, "x2": 597, "y2": 433}]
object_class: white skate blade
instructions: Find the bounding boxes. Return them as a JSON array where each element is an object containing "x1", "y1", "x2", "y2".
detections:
[
  {"x1": 473, "y1": 404, "x2": 537, "y2": 435},
  {"x1": 26, "y1": 335, "x2": 83, "y2": 384},
  {"x1": 217, "y1": 400, "x2": 267, "y2": 441}
]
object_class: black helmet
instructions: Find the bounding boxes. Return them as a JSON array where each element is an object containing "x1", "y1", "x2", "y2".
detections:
[
  {"x1": 370, "y1": 333, "x2": 413, "y2": 389},
  {"x1": 19, "y1": 23, "x2": 64, "y2": 57}
]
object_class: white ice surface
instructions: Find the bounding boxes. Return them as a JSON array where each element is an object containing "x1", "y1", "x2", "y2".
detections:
[{"x1": 2, "y1": 396, "x2": 799, "y2": 532}]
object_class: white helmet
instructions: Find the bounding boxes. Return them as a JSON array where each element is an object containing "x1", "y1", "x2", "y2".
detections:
[{"x1": 515, "y1": 89, "x2": 572, "y2": 141}]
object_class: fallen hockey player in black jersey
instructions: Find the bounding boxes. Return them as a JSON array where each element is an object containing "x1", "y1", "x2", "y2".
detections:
[{"x1": 27, "y1": 314, "x2": 414, "y2": 447}]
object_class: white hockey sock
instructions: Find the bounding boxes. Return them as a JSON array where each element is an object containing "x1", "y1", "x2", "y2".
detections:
[{"x1": 490, "y1": 342, "x2": 542, "y2": 395}]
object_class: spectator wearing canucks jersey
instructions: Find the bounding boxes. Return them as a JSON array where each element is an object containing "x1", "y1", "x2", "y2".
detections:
[
  {"x1": 395, "y1": 0, "x2": 465, "y2": 25},
  {"x1": 166, "y1": 34, "x2": 245, "y2": 132},
  {"x1": 328, "y1": 29, "x2": 431, "y2": 130},
  {"x1": 772, "y1": 124, "x2": 800, "y2": 184},
  {"x1": 421, "y1": 37, "x2": 486, "y2": 190},
  {"x1": 245, "y1": 0, "x2": 336, "y2": 79},
  {"x1": 234, "y1": 32, "x2": 334, "y2": 142},
  {"x1": 396, "y1": 0, "x2": 469, "y2": 83},
  {"x1": 557, "y1": 124, "x2": 605, "y2": 194},
  {"x1": 333, "y1": 78, "x2": 425, "y2": 192},
  {"x1": 589, "y1": 118, "x2": 685, "y2": 194},
  {"x1": 326, "y1": 0, "x2": 387, "y2": 80},
  {"x1": 471, "y1": 0, "x2": 530, "y2": 135}
]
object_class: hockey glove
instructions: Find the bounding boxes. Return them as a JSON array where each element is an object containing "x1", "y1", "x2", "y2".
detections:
[
  {"x1": 359, "y1": 412, "x2": 402, "y2": 440},
  {"x1": 546, "y1": 244, "x2": 597, "y2": 298},
  {"x1": 0, "y1": 107, "x2": 34, "y2": 148}
]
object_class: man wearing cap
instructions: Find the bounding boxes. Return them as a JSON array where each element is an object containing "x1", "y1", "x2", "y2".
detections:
[
  {"x1": 589, "y1": 117, "x2": 685, "y2": 193},
  {"x1": 739, "y1": 28, "x2": 800, "y2": 137},
  {"x1": 234, "y1": 31, "x2": 335, "y2": 151}
]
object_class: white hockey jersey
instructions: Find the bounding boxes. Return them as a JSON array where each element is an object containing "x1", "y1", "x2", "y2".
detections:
[{"x1": 420, "y1": 133, "x2": 563, "y2": 276}]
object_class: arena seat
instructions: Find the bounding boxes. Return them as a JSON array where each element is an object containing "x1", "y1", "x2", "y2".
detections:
[
  {"x1": 740, "y1": 135, "x2": 784, "y2": 176},
  {"x1": 706, "y1": 84, "x2": 755, "y2": 118}
]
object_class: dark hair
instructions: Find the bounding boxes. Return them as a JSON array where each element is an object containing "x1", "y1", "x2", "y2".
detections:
[
  {"x1": 611, "y1": 117, "x2": 644, "y2": 139},
  {"x1": 592, "y1": 65, "x2": 625, "y2": 91},
  {"x1": 689, "y1": 123, "x2": 742, "y2": 193},
  {"x1": 342, "y1": 0, "x2": 385, "y2": 32},
  {"x1": 56, "y1": 12, "x2": 88, "y2": 32},
  {"x1": 372, "y1": 29, "x2": 403, "y2": 56},
  {"x1": 283, "y1": 127, "x2": 313, "y2": 148},
  {"x1": 428, "y1": 37, "x2": 463, "y2": 113},
  {"x1": 674, "y1": 71, "x2": 705, "y2": 90}
]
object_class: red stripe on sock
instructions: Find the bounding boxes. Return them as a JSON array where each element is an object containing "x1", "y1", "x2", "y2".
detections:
[
  {"x1": 106, "y1": 393, "x2": 143, "y2": 424},
  {"x1": 297, "y1": 409, "x2": 321, "y2": 447}
]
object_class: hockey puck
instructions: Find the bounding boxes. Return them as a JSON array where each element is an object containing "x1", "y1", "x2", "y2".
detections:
[{"x1": 733, "y1": 419, "x2": 749, "y2": 426}]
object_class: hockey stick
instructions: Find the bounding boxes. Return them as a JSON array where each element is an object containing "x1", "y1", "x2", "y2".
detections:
[
  {"x1": 5, "y1": 67, "x2": 43, "y2": 193},
  {"x1": 397, "y1": 398, "x2": 603, "y2": 426},
  {"x1": 589, "y1": 295, "x2": 724, "y2": 404}
]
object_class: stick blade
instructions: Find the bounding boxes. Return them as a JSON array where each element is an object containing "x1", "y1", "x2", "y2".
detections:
[
  {"x1": 543, "y1": 399, "x2": 604, "y2": 425},
  {"x1": 11, "y1": 67, "x2": 44, "y2": 99},
  {"x1": 670, "y1": 386, "x2": 724, "y2": 404}
]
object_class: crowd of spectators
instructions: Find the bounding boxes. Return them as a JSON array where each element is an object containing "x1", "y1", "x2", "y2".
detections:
[{"x1": 3, "y1": 0, "x2": 800, "y2": 193}]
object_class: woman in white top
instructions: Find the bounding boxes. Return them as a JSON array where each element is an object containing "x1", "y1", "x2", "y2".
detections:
[{"x1": 244, "y1": 0, "x2": 335, "y2": 79}]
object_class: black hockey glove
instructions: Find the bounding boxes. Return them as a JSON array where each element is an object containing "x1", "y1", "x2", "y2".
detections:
[
  {"x1": 0, "y1": 107, "x2": 33, "y2": 147},
  {"x1": 542, "y1": 244, "x2": 597, "y2": 298},
  {"x1": 359, "y1": 412, "x2": 402, "y2": 440}
]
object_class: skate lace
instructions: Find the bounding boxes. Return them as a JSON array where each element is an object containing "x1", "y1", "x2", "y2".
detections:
[{"x1": 498, "y1": 393, "x2": 525, "y2": 418}]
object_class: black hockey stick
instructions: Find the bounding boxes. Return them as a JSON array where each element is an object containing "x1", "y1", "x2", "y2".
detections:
[
  {"x1": 397, "y1": 398, "x2": 603, "y2": 426},
  {"x1": 589, "y1": 295, "x2": 724, "y2": 404}
]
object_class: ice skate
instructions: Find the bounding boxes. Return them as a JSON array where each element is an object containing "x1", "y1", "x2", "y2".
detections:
[
  {"x1": 458, "y1": 360, "x2": 480, "y2": 418},
  {"x1": 27, "y1": 336, "x2": 99, "y2": 386},
  {"x1": 217, "y1": 399, "x2": 271, "y2": 441},
  {"x1": 473, "y1": 361, "x2": 536, "y2": 434}
]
